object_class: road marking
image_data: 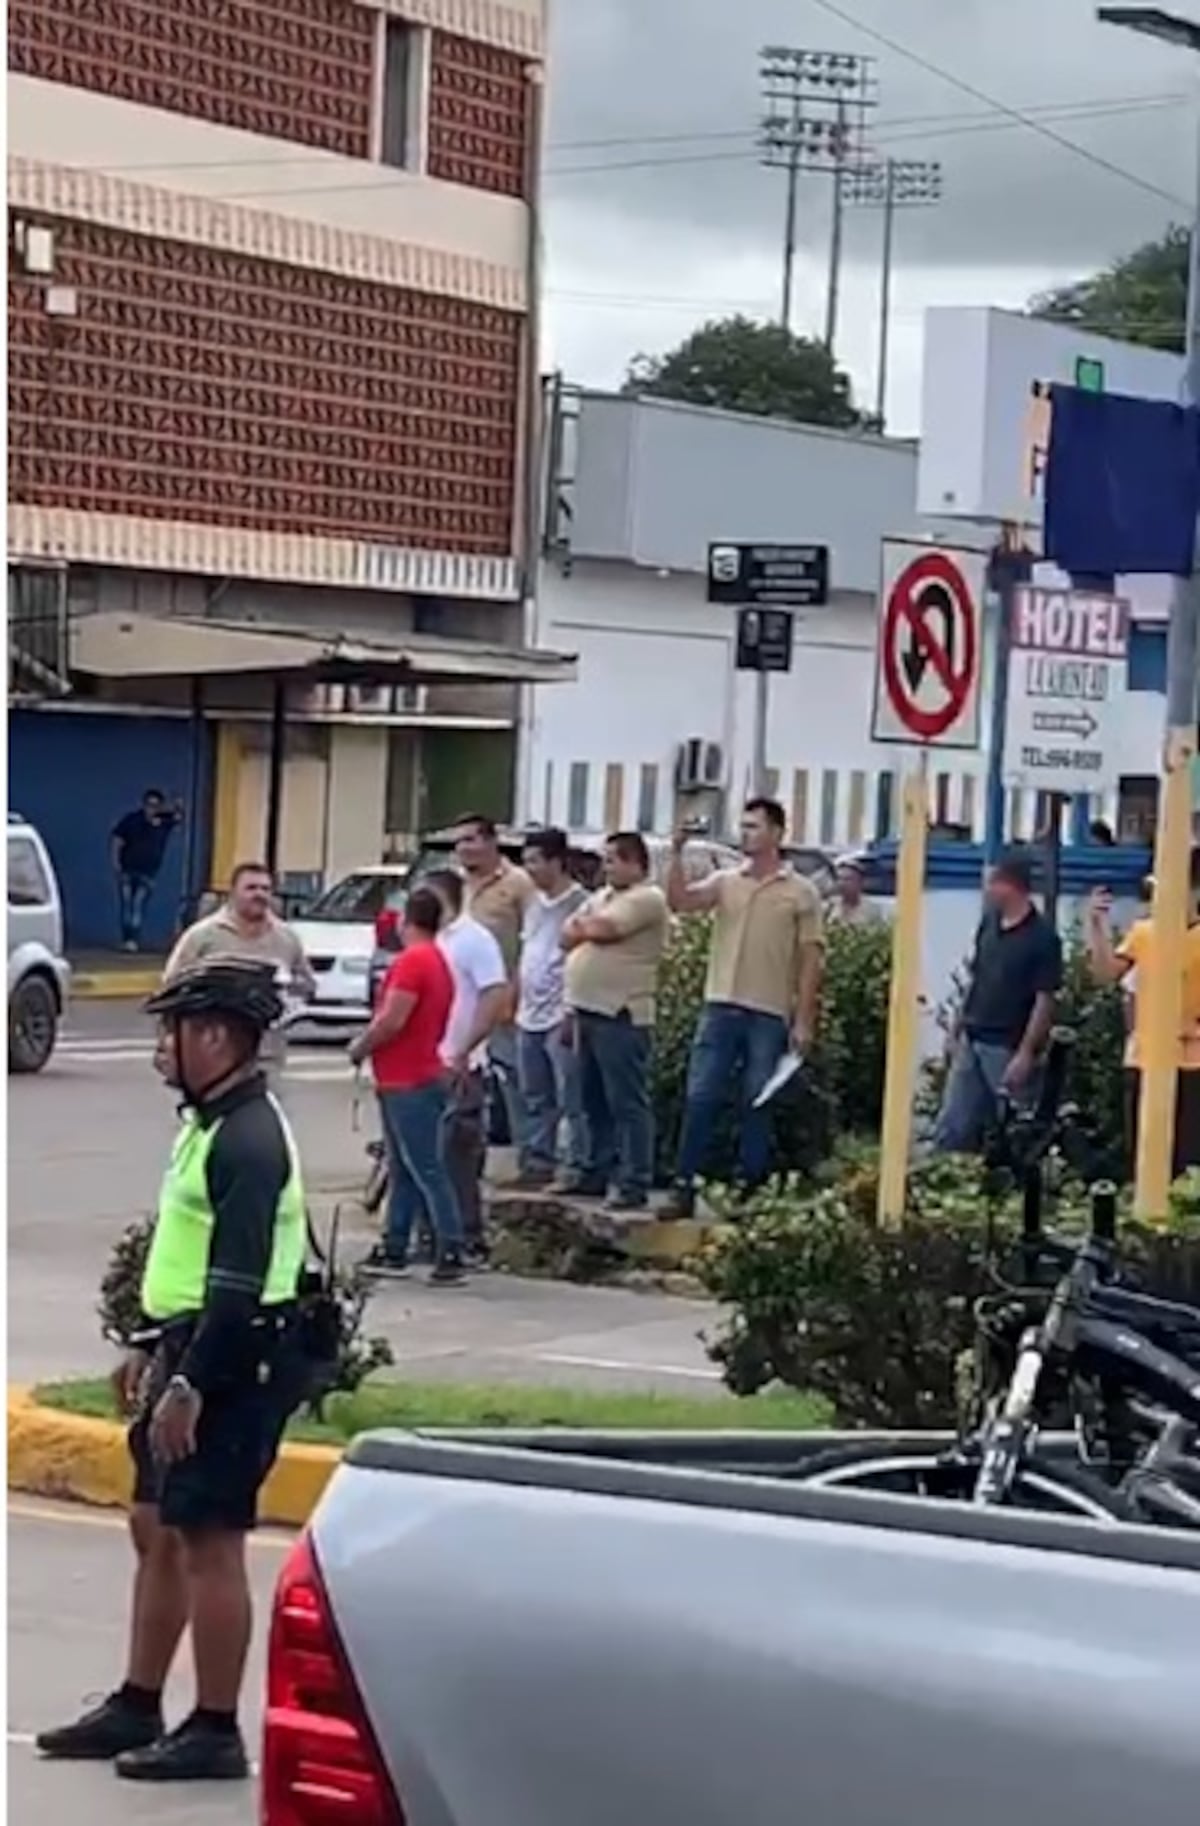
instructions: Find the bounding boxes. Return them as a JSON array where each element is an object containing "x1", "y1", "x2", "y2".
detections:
[
  {"x1": 50, "y1": 1045, "x2": 354, "y2": 1084},
  {"x1": 8, "y1": 1498, "x2": 294, "y2": 1550},
  {"x1": 533, "y1": 1352, "x2": 720, "y2": 1382}
]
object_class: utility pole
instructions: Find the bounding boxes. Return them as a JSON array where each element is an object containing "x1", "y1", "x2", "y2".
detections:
[
  {"x1": 758, "y1": 46, "x2": 876, "y2": 347},
  {"x1": 1097, "y1": 6, "x2": 1200, "y2": 1217},
  {"x1": 840, "y1": 156, "x2": 943, "y2": 429}
]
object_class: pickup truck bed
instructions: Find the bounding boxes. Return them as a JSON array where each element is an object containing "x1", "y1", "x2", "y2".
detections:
[{"x1": 300, "y1": 1430, "x2": 1200, "y2": 1826}]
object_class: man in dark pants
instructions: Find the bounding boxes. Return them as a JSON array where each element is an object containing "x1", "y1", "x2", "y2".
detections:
[
  {"x1": 111, "y1": 788, "x2": 183, "y2": 952},
  {"x1": 934, "y1": 848, "x2": 1063, "y2": 1152},
  {"x1": 562, "y1": 833, "x2": 669, "y2": 1210},
  {"x1": 37, "y1": 960, "x2": 309, "y2": 1783}
]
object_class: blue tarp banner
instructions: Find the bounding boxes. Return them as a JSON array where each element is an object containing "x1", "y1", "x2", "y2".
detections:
[{"x1": 1044, "y1": 384, "x2": 1200, "y2": 578}]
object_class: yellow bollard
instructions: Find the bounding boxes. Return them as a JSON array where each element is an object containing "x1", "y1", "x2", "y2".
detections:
[
  {"x1": 877, "y1": 758, "x2": 929, "y2": 1229},
  {"x1": 1134, "y1": 728, "x2": 1195, "y2": 1223}
]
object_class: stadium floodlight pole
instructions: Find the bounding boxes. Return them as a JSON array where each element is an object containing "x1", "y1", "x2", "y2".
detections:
[
  {"x1": 757, "y1": 46, "x2": 877, "y2": 343},
  {"x1": 840, "y1": 157, "x2": 943, "y2": 428},
  {"x1": 1098, "y1": 5, "x2": 1200, "y2": 1217}
]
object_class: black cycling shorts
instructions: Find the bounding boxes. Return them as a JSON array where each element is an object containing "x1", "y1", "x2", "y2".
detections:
[{"x1": 129, "y1": 1359, "x2": 300, "y2": 1533}]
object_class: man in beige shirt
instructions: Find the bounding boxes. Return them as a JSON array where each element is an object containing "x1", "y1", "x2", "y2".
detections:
[
  {"x1": 562, "y1": 832, "x2": 669, "y2": 1210},
  {"x1": 663, "y1": 796, "x2": 823, "y2": 1215},
  {"x1": 453, "y1": 813, "x2": 535, "y2": 1151},
  {"x1": 164, "y1": 862, "x2": 314, "y2": 1085}
]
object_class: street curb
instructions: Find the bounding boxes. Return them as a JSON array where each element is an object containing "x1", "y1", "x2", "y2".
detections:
[
  {"x1": 7, "y1": 1390, "x2": 340, "y2": 1527},
  {"x1": 70, "y1": 969, "x2": 162, "y2": 1000}
]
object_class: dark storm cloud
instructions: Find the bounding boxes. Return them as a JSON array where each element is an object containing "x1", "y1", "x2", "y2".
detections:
[{"x1": 545, "y1": 0, "x2": 1193, "y2": 276}]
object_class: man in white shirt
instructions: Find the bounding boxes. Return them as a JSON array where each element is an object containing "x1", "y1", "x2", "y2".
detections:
[
  {"x1": 425, "y1": 870, "x2": 509, "y2": 1251},
  {"x1": 516, "y1": 829, "x2": 589, "y2": 1188}
]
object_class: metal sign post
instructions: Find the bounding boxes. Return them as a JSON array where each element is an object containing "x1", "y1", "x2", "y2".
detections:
[
  {"x1": 708, "y1": 542, "x2": 829, "y2": 797},
  {"x1": 871, "y1": 539, "x2": 985, "y2": 1226}
]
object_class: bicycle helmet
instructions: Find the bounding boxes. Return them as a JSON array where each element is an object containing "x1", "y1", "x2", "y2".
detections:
[{"x1": 145, "y1": 957, "x2": 284, "y2": 1034}]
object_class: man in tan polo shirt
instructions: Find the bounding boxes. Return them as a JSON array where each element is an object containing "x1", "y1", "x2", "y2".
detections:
[
  {"x1": 562, "y1": 831, "x2": 669, "y2": 1210},
  {"x1": 663, "y1": 796, "x2": 823, "y2": 1215},
  {"x1": 453, "y1": 813, "x2": 534, "y2": 1152}
]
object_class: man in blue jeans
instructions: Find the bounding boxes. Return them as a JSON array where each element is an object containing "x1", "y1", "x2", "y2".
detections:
[
  {"x1": 562, "y1": 833, "x2": 669, "y2": 1210},
  {"x1": 349, "y1": 885, "x2": 466, "y2": 1284},
  {"x1": 515, "y1": 828, "x2": 589, "y2": 1188},
  {"x1": 663, "y1": 798, "x2": 824, "y2": 1217}
]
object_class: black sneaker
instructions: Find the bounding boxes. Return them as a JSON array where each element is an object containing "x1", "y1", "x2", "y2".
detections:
[
  {"x1": 605, "y1": 1190, "x2": 649, "y2": 1212},
  {"x1": 37, "y1": 1691, "x2": 163, "y2": 1762},
  {"x1": 116, "y1": 1717, "x2": 249, "y2": 1784},
  {"x1": 658, "y1": 1183, "x2": 696, "y2": 1221},
  {"x1": 429, "y1": 1254, "x2": 468, "y2": 1286},
  {"x1": 360, "y1": 1245, "x2": 411, "y2": 1280}
]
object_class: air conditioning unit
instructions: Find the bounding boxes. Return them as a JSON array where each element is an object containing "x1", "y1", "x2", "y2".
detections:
[
  {"x1": 12, "y1": 220, "x2": 55, "y2": 275},
  {"x1": 347, "y1": 683, "x2": 394, "y2": 714},
  {"x1": 675, "y1": 738, "x2": 724, "y2": 792}
]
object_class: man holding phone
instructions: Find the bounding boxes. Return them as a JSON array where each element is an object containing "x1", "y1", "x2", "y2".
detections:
[{"x1": 1085, "y1": 849, "x2": 1200, "y2": 1181}]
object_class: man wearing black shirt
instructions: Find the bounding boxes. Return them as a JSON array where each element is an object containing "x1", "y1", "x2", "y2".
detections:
[
  {"x1": 934, "y1": 848, "x2": 1063, "y2": 1152},
  {"x1": 37, "y1": 960, "x2": 308, "y2": 1784},
  {"x1": 111, "y1": 788, "x2": 183, "y2": 952}
]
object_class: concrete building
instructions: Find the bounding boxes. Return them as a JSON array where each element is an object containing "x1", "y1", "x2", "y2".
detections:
[
  {"x1": 523, "y1": 386, "x2": 1173, "y2": 851},
  {"x1": 7, "y1": 0, "x2": 561, "y2": 950}
]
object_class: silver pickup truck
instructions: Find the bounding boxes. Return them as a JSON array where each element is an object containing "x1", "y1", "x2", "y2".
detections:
[{"x1": 261, "y1": 1429, "x2": 1200, "y2": 1826}]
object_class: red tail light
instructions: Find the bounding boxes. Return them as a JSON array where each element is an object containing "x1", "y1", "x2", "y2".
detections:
[
  {"x1": 262, "y1": 1532, "x2": 404, "y2": 1825},
  {"x1": 374, "y1": 907, "x2": 401, "y2": 950}
]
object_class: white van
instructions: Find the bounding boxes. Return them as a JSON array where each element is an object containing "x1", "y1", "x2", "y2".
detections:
[{"x1": 7, "y1": 813, "x2": 70, "y2": 1071}]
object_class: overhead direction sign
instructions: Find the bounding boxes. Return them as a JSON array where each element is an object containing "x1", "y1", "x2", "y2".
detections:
[
  {"x1": 707, "y1": 541, "x2": 829, "y2": 608},
  {"x1": 1003, "y1": 587, "x2": 1129, "y2": 797},
  {"x1": 871, "y1": 540, "x2": 984, "y2": 750}
]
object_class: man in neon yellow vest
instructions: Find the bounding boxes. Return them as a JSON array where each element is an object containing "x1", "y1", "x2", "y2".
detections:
[{"x1": 38, "y1": 958, "x2": 308, "y2": 1785}]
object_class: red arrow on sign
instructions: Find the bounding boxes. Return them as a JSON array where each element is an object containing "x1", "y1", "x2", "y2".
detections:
[{"x1": 881, "y1": 550, "x2": 978, "y2": 742}]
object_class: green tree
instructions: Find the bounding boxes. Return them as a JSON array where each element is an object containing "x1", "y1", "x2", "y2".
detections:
[
  {"x1": 623, "y1": 314, "x2": 862, "y2": 430},
  {"x1": 1028, "y1": 225, "x2": 1188, "y2": 354}
]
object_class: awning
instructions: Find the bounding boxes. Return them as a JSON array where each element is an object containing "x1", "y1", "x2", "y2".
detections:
[{"x1": 69, "y1": 612, "x2": 576, "y2": 687}]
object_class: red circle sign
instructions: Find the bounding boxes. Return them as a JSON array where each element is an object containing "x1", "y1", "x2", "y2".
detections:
[{"x1": 881, "y1": 550, "x2": 978, "y2": 741}]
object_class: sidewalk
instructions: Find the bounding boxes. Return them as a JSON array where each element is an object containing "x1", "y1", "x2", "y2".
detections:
[{"x1": 68, "y1": 951, "x2": 166, "y2": 999}]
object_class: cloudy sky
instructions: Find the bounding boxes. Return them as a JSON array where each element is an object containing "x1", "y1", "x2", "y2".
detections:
[{"x1": 540, "y1": 0, "x2": 1195, "y2": 434}]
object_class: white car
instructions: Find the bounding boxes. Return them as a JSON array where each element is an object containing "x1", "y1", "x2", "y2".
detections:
[
  {"x1": 289, "y1": 866, "x2": 412, "y2": 1029},
  {"x1": 7, "y1": 813, "x2": 71, "y2": 1072}
]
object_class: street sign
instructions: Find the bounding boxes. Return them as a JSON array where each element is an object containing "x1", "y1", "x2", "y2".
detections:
[
  {"x1": 1003, "y1": 587, "x2": 1129, "y2": 796},
  {"x1": 871, "y1": 540, "x2": 984, "y2": 749},
  {"x1": 707, "y1": 542, "x2": 829, "y2": 608},
  {"x1": 736, "y1": 607, "x2": 794, "y2": 673}
]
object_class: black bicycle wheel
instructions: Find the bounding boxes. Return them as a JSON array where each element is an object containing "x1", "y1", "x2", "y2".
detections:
[{"x1": 792, "y1": 1443, "x2": 1128, "y2": 1522}]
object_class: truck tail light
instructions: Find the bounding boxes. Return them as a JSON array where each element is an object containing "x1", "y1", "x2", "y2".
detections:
[{"x1": 262, "y1": 1532, "x2": 404, "y2": 1826}]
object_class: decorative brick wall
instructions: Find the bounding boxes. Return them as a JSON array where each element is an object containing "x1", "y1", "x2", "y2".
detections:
[
  {"x1": 8, "y1": 0, "x2": 375, "y2": 159},
  {"x1": 427, "y1": 29, "x2": 529, "y2": 197},
  {"x1": 9, "y1": 218, "x2": 522, "y2": 554}
]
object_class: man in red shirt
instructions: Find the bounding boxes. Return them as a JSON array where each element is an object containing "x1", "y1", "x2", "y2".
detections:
[{"x1": 349, "y1": 886, "x2": 465, "y2": 1283}]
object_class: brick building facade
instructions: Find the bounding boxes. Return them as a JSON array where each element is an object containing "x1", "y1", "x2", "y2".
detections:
[{"x1": 8, "y1": 0, "x2": 551, "y2": 924}]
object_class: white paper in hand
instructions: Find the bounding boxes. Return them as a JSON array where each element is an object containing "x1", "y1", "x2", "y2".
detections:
[{"x1": 752, "y1": 1049, "x2": 805, "y2": 1110}]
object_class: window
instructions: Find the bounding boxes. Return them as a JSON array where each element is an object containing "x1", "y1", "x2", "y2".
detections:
[
  {"x1": 934, "y1": 772, "x2": 952, "y2": 827},
  {"x1": 847, "y1": 771, "x2": 866, "y2": 844},
  {"x1": 960, "y1": 773, "x2": 977, "y2": 837},
  {"x1": 603, "y1": 763, "x2": 624, "y2": 831},
  {"x1": 791, "y1": 769, "x2": 809, "y2": 844},
  {"x1": 874, "y1": 772, "x2": 894, "y2": 841},
  {"x1": 1118, "y1": 776, "x2": 1158, "y2": 843},
  {"x1": 819, "y1": 770, "x2": 838, "y2": 847},
  {"x1": 7, "y1": 835, "x2": 51, "y2": 908},
  {"x1": 637, "y1": 764, "x2": 658, "y2": 833},
  {"x1": 567, "y1": 762, "x2": 590, "y2": 830},
  {"x1": 303, "y1": 873, "x2": 392, "y2": 922},
  {"x1": 380, "y1": 20, "x2": 418, "y2": 169}
]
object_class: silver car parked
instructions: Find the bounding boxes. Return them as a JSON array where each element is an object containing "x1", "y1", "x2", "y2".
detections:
[{"x1": 7, "y1": 813, "x2": 70, "y2": 1072}]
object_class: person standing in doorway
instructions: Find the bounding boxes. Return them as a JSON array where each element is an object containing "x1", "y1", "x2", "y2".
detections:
[
  {"x1": 562, "y1": 832, "x2": 669, "y2": 1210},
  {"x1": 828, "y1": 856, "x2": 884, "y2": 928},
  {"x1": 1085, "y1": 848, "x2": 1200, "y2": 1181},
  {"x1": 350, "y1": 885, "x2": 466, "y2": 1284},
  {"x1": 165, "y1": 863, "x2": 315, "y2": 1094},
  {"x1": 933, "y1": 848, "x2": 1062, "y2": 1154},
  {"x1": 111, "y1": 789, "x2": 184, "y2": 952},
  {"x1": 427, "y1": 868, "x2": 511, "y2": 1256},
  {"x1": 516, "y1": 828, "x2": 589, "y2": 1188},
  {"x1": 663, "y1": 798, "x2": 824, "y2": 1216},
  {"x1": 452, "y1": 814, "x2": 534, "y2": 1151}
]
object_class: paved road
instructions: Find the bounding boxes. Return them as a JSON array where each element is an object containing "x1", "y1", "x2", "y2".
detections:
[
  {"x1": 9, "y1": 1001, "x2": 716, "y2": 1393},
  {"x1": 10, "y1": 1499, "x2": 285, "y2": 1825}
]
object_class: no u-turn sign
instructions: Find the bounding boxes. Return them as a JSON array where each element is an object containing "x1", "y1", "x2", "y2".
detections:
[{"x1": 871, "y1": 540, "x2": 985, "y2": 750}]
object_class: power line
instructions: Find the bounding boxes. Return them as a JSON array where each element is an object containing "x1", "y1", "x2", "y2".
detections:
[{"x1": 803, "y1": 0, "x2": 1188, "y2": 208}]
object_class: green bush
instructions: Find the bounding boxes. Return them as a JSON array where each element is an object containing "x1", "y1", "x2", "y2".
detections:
[
  {"x1": 698, "y1": 1152, "x2": 1200, "y2": 1428},
  {"x1": 98, "y1": 1216, "x2": 394, "y2": 1403},
  {"x1": 650, "y1": 917, "x2": 891, "y2": 1183}
]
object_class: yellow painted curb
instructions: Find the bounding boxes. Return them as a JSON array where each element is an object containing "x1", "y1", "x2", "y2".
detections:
[
  {"x1": 71, "y1": 969, "x2": 163, "y2": 1000},
  {"x1": 7, "y1": 1390, "x2": 340, "y2": 1528}
]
